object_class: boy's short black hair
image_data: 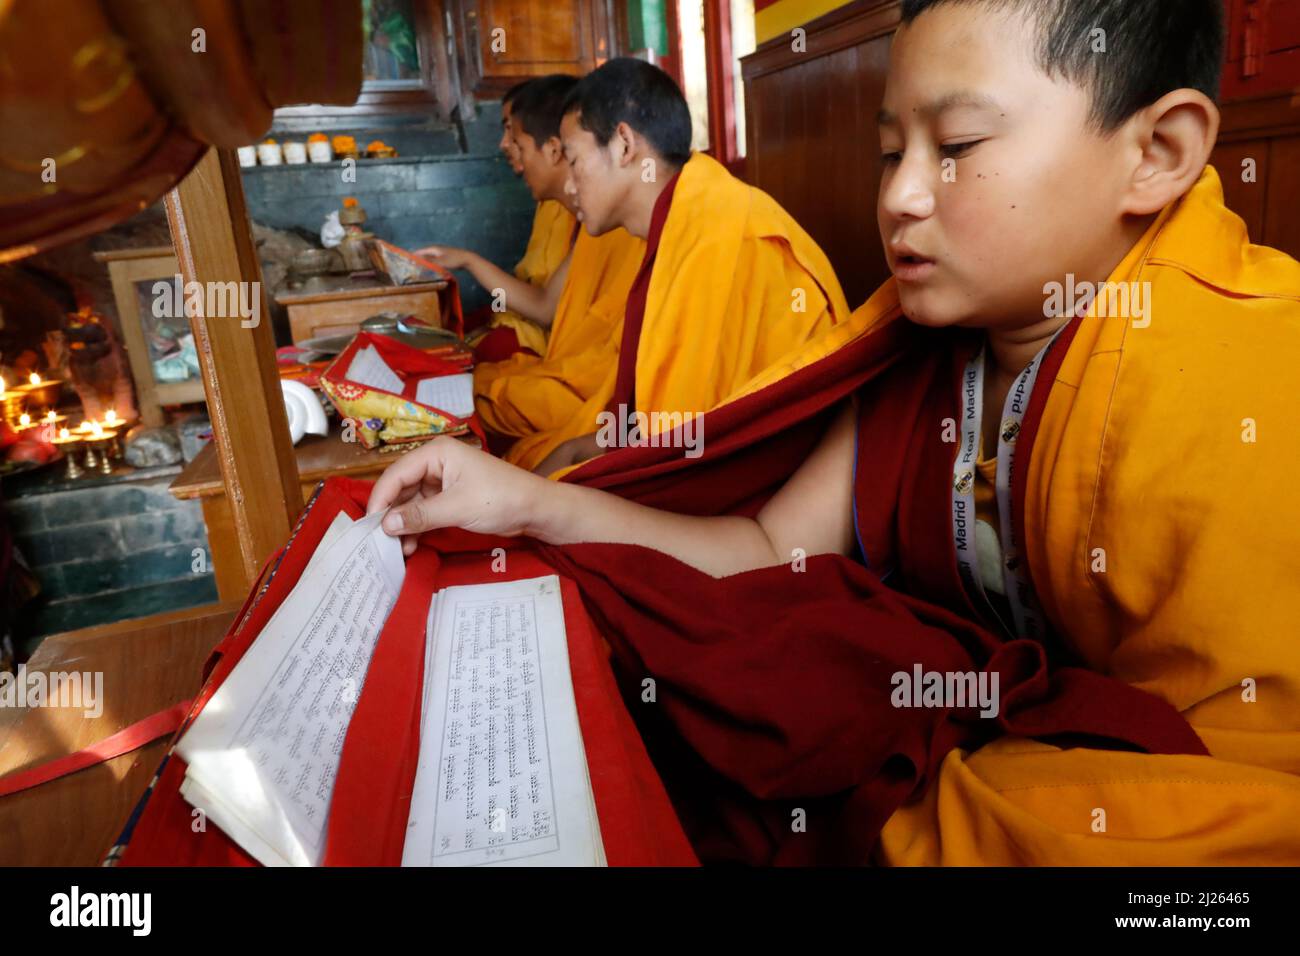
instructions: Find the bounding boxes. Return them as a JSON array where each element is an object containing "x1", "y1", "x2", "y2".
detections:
[
  {"x1": 502, "y1": 78, "x2": 532, "y2": 109},
  {"x1": 899, "y1": 0, "x2": 1224, "y2": 132},
  {"x1": 561, "y1": 58, "x2": 693, "y2": 167},
  {"x1": 510, "y1": 74, "x2": 579, "y2": 145}
]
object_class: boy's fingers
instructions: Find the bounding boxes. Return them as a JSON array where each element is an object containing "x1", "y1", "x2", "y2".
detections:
[
  {"x1": 384, "y1": 484, "x2": 462, "y2": 537},
  {"x1": 367, "y1": 444, "x2": 448, "y2": 515}
]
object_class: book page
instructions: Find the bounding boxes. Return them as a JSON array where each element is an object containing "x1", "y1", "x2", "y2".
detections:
[
  {"x1": 402, "y1": 576, "x2": 604, "y2": 867},
  {"x1": 177, "y1": 509, "x2": 406, "y2": 867},
  {"x1": 345, "y1": 345, "x2": 405, "y2": 394},
  {"x1": 414, "y1": 372, "x2": 474, "y2": 418}
]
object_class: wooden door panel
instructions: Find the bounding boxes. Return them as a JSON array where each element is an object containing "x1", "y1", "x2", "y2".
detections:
[{"x1": 480, "y1": 0, "x2": 588, "y2": 69}]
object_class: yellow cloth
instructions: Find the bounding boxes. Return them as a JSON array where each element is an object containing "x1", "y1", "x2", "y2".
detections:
[
  {"x1": 474, "y1": 227, "x2": 645, "y2": 439},
  {"x1": 485, "y1": 198, "x2": 576, "y2": 356},
  {"x1": 877, "y1": 165, "x2": 1300, "y2": 865},
  {"x1": 508, "y1": 152, "x2": 851, "y2": 472}
]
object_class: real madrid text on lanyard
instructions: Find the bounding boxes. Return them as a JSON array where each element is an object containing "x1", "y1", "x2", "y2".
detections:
[{"x1": 951, "y1": 331, "x2": 1063, "y2": 640}]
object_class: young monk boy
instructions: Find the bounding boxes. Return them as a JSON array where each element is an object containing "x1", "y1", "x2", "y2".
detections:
[
  {"x1": 429, "y1": 76, "x2": 578, "y2": 361},
  {"x1": 474, "y1": 81, "x2": 647, "y2": 448},
  {"x1": 497, "y1": 79, "x2": 527, "y2": 176},
  {"x1": 506, "y1": 58, "x2": 851, "y2": 473},
  {"x1": 372, "y1": 0, "x2": 1300, "y2": 864}
]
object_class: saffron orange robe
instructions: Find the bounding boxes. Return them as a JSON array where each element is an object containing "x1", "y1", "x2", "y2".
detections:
[
  {"x1": 508, "y1": 152, "x2": 851, "y2": 473},
  {"x1": 483, "y1": 198, "x2": 576, "y2": 356},
  {"x1": 874, "y1": 165, "x2": 1300, "y2": 864},
  {"x1": 473, "y1": 226, "x2": 645, "y2": 439}
]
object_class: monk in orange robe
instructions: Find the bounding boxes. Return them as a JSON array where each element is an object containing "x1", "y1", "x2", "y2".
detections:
[
  {"x1": 473, "y1": 74, "x2": 646, "y2": 444},
  {"x1": 506, "y1": 58, "x2": 850, "y2": 474},
  {"x1": 474, "y1": 225, "x2": 644, "y2": 442},
  {"x1": 370, "y1": 0, "x2": 1300, "y2": 865},
  {"x1": 419, "y1": 76, "x2": 577, "y2": 361}
]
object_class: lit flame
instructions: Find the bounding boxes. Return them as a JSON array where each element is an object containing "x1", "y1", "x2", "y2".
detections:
[
  {"x1": 76, "y1": 420, "x2": 94, "y2": 433},
  {"x1": 58, "y1": 427, "x2": 70, "y2": 441},
  {"x1": 90, "y1": 421, "x2": 105, "y2": 438},
  {"x1": 105, "y1": 408, "x2": 119, "y2": 423},
  {"x1": 45, "y1": 410, "x2": 57, "y2": 423},
  {"x1": 19, "y1": 412, "x2": 30, "y2": 427},
  {"x1": 28, "y1": 372, "x2": 40, "y2": 386},
  {"x1": 0, "y1": 375, "x2": 5, "y2": 397}
]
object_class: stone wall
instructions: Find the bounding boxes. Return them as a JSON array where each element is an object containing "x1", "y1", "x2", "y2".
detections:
[{"x1": 4, "y1": 470, "x2": 217, "y2": 654}]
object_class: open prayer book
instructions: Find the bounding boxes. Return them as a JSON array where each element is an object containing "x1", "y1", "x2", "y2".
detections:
[
  {"x1": 345, "y1": 343, "x2": 475, "y2": 418},
  {"x1": 176, "y1": 509, "x2": 605, "y2": 867}
]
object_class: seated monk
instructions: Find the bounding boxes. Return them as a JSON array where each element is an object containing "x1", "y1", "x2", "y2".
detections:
[
  {"x1": 420, "y1": 76, "x2": 578, "y2": 362},
  {"x1": 510, "y1": 58, "x2": 852, "y2": 474},
  {"x1": 474, "y1": 79, "x2": 647, "y2": 446},
  {"x1": 368, "y1": 0, "x2": 1300, "y2": 866}
]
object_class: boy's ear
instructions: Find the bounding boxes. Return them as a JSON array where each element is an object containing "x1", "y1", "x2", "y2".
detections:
[
  {"x1": 543, "y1": 135, "x2": 564, "y2": 165},
  {"x1": 1120, "y1": 89, "x2": 1221, "y2": 218},
  {"x1": 612, "y1": 121, "x2": 638, "y2": 168}
]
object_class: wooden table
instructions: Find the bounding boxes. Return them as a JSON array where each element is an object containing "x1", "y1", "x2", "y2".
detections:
[
  {"x1": 0, "y1": 602, "x2": 241, "y2": 866},
  {"x1": 170, "y1": 425, "x2": 411, "y2": 601},
  {"x1": 275, "y1": 273, "x2": 447, "y2": 345}
]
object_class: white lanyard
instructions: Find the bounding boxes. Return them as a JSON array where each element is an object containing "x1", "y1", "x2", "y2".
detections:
[{"x1": 951, "y1": 338, "x2": 1057, "y2": 639}]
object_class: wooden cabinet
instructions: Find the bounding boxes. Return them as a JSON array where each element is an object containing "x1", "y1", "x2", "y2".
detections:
[
  {"x1": 95, "y1": 247, "x2": 207, "y2": 428},
  {"x1": 1223, "y1": 0, "x2": 1300, "y2": 99},
  {"x1": 1210, "y1": 90, "x2": 1300, "y2": 263},
  {"x1": 447, "y1": 0, "x2": 622, "y2": 98},
  {"x1": 0, "y1": 601, "x2": 241, "y2": 865},
  {"x1": 274, "y1": 275, "x2": 447, "y2": 345}
]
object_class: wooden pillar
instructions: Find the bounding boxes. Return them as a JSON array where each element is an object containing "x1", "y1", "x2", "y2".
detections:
[{"x1": 164, "y1": 148, "x2": 302, "y2": 591}]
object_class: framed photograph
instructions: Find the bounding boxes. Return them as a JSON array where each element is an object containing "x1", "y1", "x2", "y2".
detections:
[{"x1": 93, "y1": 247, "x2": 206, "y2": 428}]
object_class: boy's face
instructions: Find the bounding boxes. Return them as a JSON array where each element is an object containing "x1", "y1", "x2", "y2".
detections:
[
  {"x1": 877, "y1": 4, "x2": 1136, "y2": 331},
  {"x1": 499, "y1": 104, "x2": 523, "y2": 175},
  {"x1": 560, "y1": 110, "x2": 626, "y2": 236},
  {"x1": 513, "y1": 126, "x2": 564, "y2": 203}
]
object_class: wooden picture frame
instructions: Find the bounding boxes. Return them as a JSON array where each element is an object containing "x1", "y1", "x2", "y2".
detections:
[{"x1": 93, "y1": 246, "x2": 207, "y2": 428}]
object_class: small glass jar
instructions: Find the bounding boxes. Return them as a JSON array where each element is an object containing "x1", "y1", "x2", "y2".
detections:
[
  {"x1": 307, "y1": 139, "x2": 333, "y2": 163},
  {"x1": 256, "y1": 141, "x2": 283, "y2": 165}
]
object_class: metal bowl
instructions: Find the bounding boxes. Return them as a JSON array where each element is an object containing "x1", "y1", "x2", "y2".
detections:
[{"x1": 290, "y1": 248, "x2": 343, "y2": 277}]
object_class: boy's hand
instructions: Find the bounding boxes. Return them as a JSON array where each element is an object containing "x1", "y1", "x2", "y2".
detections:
[
  {"x1": 412, "y1": 245, "x2": 477, "y2": 271},
  {"x1": 367, "y1": 437, "x2": 551, "y2": 556}
]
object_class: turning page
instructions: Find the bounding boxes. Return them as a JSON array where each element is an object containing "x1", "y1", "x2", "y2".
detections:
[
  {"x1": 177, "y1": 509, "x2": 406, "y2": 867},
  {"x1": 402, "y1": 576, "x2": 605, "y2": 867}
]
